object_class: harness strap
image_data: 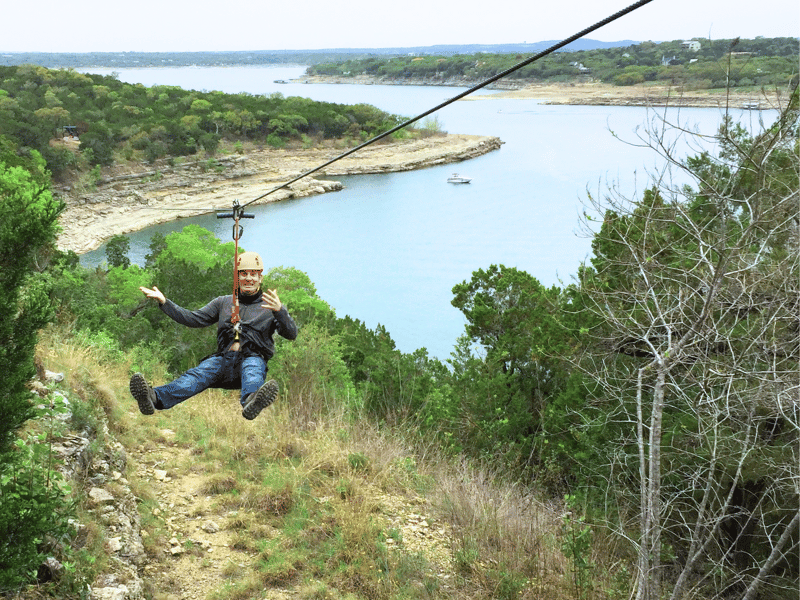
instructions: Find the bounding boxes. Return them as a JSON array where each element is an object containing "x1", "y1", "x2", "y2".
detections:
[
  {"x1": 217, "y1": 200, "x2": 255, "y2": 342},
  {"x1": 231, "y1": 209, "x2": 242, "y2": 340}
]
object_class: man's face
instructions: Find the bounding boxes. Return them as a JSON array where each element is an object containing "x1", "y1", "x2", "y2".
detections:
[{"x1": 238, "y1": 269, "x2": 263, "y2": 295}]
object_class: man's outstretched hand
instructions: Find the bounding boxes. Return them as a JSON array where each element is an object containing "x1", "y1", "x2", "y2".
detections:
[
  {"x1": 261, "y1": 288, "x2": 283, "y2": 312},
  {"x1": 139, "y1": 286, "x2": 166, "y2": 305}
]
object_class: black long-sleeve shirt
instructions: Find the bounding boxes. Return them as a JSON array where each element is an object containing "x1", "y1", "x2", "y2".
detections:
[{"x1": 159, "y1": 292, "x2": 297, "y2": 362}]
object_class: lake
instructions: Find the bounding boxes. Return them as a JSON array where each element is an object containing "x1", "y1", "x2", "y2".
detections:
[{"x1": 79, "y1": 66, "x2": 767, "y2": 360}]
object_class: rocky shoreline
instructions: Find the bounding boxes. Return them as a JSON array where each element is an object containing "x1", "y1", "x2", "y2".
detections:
[
  {"x1": 296, "y1": 75, "x2": 788, "y2": 109},
  {"x1": 56, "y1": 134, "x2": 502, "y2": 255},
  {"x1": 55, "y1": 77, "x2": 789, "y2": 256}
]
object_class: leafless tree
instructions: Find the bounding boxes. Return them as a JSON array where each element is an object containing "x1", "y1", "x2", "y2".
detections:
[{"x1": 574, "y1": 87, "x2": 798, "y2": 600}]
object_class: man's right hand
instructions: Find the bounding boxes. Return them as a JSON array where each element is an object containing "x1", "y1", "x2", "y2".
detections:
[{"x1": 139, "y1": 286, "x2": 166, "y2": 305}]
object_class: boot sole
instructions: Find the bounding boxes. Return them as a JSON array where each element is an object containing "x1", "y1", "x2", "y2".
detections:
[
  {"x1": 242, "y1": 380, "x2": 279, "y2": 420},
  {"x1": 130, "y1": 373, "x2": 155, "y2": 415}
]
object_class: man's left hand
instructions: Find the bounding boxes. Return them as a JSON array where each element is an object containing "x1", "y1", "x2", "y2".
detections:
[{"x1": 261, "y1": 289, "x2": 283, "y2": 312}]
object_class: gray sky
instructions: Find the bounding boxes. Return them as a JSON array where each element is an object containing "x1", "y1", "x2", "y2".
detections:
[{"x1": 2, "y1": 0, "x2": 797, "y2": 52}]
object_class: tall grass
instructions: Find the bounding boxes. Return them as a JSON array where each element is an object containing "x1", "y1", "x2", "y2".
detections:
[{"x1": 36, "y1": 322, "x2": 598, "y2": 599}]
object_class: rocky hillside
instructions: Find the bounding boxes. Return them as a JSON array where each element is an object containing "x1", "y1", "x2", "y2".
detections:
[{"x1": 23, "y1": 328, "x2": 568, "y2": 600}]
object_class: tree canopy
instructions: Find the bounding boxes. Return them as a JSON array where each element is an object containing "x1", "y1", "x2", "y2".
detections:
[
  {"x1": 308, "y1": 36, "x2": 799, "y2": 90},
  {"x1": 0, "y1": 65, "x2": 407, "y2": 177}
]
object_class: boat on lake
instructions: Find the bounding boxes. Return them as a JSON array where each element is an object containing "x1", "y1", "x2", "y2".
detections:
[{"x1": 447, "y1": 173, "x2": 471, "y2": 184}]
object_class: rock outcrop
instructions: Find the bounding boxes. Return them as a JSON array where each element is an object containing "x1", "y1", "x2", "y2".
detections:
[
  {"x1": 35, "y1": 374, "x2": 147, "y2": 600},
  {"x1": 55, "y1": 134, "x2": 502, "y2": 255}
]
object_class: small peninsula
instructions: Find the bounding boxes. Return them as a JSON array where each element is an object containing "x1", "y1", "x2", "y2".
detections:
[{"x1": 56, "y1": 134, "x2": 502, "y2": 254}]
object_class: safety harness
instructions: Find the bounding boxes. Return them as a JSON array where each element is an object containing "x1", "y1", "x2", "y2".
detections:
[{"x1": 217, "y1": 200, "x2": 254, "y2": 343}]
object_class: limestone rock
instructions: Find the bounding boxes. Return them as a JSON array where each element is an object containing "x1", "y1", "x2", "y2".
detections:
[
  {"x1": 90, "y1": 585, "x2": 129, "y2": 600},
  {"x1": 202, "y1": 520, "x2": 220, "y2": 533},
  {"x1": 37, "y1": 556, "x2": 64, "y2": 583},
  {"x1": 89, "y1": 487, "x2": 115, "y2": 505},
  {"x1": 45, "y1": 370, "x2": 65, "y2": 382}
]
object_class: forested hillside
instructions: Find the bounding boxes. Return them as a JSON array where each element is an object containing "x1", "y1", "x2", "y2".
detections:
[
  {"x1": 0, "y1": 67, "x2": 797, "y2": 598},
  {"x1": 0, "y1": 64, "x2": 409, "y2": 179},
  {"x1": 308, "y1": 36, "x2": 798, "y2": 89}
]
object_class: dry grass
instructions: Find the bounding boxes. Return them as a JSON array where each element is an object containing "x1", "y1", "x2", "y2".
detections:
[
  {"x1": 432, "y1": 460, "x2": 569, "y2": 597},
  {"x1": 37, "y1": 326, "x2": 172, "y2": 449},
  {"x1": 36, "y1": 323, "x2": 591, "y2": 600}
]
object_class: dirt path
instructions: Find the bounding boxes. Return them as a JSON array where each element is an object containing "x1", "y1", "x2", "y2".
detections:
[
  {"x1": 133, "y1": 431, "x2": 250, "y2": 600},
  {"x1": 130, "y1": 429, "x2": 455, "y2": 599}
]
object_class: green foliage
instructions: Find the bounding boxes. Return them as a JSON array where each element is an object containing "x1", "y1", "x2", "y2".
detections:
[
  {"x1": 308, "y1": 37, "x2": 798, "y2": 89},
  {"x1": 106, "y1": 264, "x2": 151, "y2": 313},
  {"x1": 536, "y1": 371, "x2": 603, "y2": 490},
  {"x1": 418, "y1": 115, "x2": 446, "y2": 138},
  {"x1": 105, "y1": 233, "x2": 131, "y2": 269},
  {"x1": 448, "y1": 265, "x2": 571, "y2": 469},
  {"x1": 0, "y1": 139, "x2": 62, "y2": 455},
  {"x1": 0, "y1": 414, "x2": 73, "y2": 592},
  {"x1": 0, "y1": 138, "x2": 68, "y2": 592},
  {"x1": 330, "y1": 317, "x2": 446, "y2": 423},
  {"x1": 347, "y1": 452, "x2": 370, "y2": 472},
  {"x1": 152, "y1": 224, "x2": 233, "y2": 304},
  {"x1": 80, "y1": 121, "x2": 115, "y2": 166},
  {"x1": 269, "y1": 321, "x2": 356, "y2": 422},
  {"x1": 573, "y1": 94, "x2": 800, "y2": 594},
  {"x1": 491, "y1": 568, "x2": 528, "y2": 600},
  {"x1": 145, "y1": 231, "x2": 167, "y2": 269},
  {"x1": 0, "y1": 65, "x2": 406, "y2": 174},
  {"x1": 560, "y1": 494, "x2": 594, "y2": 600},
  {"x1": 263, "y1": 266, "x2": 334, "y2": 326}
]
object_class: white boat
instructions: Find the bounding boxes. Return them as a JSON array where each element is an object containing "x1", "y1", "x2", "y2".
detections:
[{"x1": 447, "y1": 173, "x2": 471, "y2": 184}]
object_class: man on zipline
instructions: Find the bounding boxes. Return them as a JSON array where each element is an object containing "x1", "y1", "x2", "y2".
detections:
[{"x1": 129, "y1": 251, "x2": 297, "y2": 420}]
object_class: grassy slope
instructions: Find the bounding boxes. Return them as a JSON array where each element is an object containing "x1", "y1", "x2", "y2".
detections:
[{"x1": 32, "y1": 326, "x2": 601, "y2": 600}]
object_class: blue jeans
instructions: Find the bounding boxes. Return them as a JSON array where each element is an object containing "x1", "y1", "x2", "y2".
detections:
[{"x1": 153, "y1": 352, "x2": 267, "y2": 410}]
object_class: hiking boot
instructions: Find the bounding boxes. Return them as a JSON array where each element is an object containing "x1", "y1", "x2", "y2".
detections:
[
  {"x1": 242, "y1": 379, "x2": 279, "y2": 420},
  {"x1": 130, "y1": 373, "x2": 156, "y2": 415}
]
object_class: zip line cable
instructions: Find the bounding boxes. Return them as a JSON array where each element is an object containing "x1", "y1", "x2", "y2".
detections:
[
  {"x1": 217, "y1": 0, "x2": 656, "y2": 317},
  {"x1": 119, "y1": 0, "x2": 656, "y2": 216},
  {"x1": 238, "y1": 0, "x2": 657, "y2": 210}
]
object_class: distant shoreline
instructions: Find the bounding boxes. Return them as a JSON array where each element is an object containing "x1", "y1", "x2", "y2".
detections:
[{"x1": 295, "y1": 76, "x2": 790, "y2": 109}]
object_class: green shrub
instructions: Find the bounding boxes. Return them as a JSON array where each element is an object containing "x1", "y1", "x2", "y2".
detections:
[
  {"x1": 266, "y1": 133, "x2": 285, "y2": 148},
  {"x1": 0, "y1": 407, "x2": 73, "y2": 592}
]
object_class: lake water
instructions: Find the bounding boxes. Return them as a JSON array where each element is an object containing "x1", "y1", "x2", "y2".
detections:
[{"x1": 79, "y1": 66, "x2": 769, "y2": 360}]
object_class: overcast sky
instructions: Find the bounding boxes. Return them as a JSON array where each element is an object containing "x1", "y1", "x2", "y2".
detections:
[{"x1": 2, "y1": 0, "x2": 797, "y2": 53}]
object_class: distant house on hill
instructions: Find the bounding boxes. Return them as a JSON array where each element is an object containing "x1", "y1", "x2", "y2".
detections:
[
  {"x1": 570, "y1": 61, "x2": 591, "y2": 73},
  {"x1": 60, "y1": 125, "x2": 78, "y2": 139},
  {"x1": 681, "y1": 40, "x2": 701, "y2": 51}
]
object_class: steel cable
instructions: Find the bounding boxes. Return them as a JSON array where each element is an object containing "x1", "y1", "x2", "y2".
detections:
[{"x1": 240, "y1": 0, "x2": 657, "y2": 209}]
